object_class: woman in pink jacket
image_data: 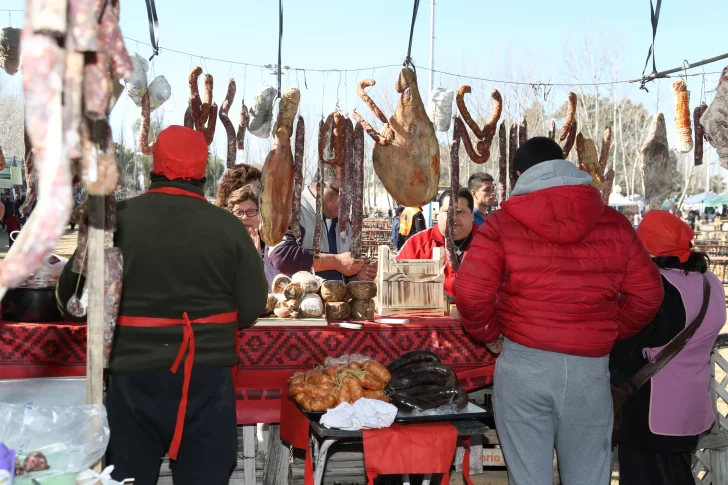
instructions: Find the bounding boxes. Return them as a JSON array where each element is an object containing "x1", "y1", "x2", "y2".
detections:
[{"x1": 610, "y1": 210, "x2": 726, "y2": 485}]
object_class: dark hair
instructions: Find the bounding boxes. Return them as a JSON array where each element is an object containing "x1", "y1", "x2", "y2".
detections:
[
  {"x1": 215, "y1": 164, "x2": 263, "y2": 207},
  {"x1": 514, "y1": 137, "x2": 564, "y2": 175},
  {"x1": 227, "y1": 185, "x2": 260, "y2": 210},
  {"x1": 395, "y1": 206, "x2": 404, "y2": 216},
  {"x1": 652, "y1": 252, "x2": 710, "y2": 274},
  {"x1": 467, "y1": 172, "x2": 494, "y2": 191},
  {"x1": 439, "y1": 187, "x2": 474, "y2": 211}
]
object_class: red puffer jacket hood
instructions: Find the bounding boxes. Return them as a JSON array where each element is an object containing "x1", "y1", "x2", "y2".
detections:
[{"x1": 503, "y1": 159, "x2": 603, "y2": 244}]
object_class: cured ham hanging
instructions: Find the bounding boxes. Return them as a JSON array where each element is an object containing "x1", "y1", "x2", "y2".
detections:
[
  {"x1": 260, "y1": 88, "x2": 301, "y2": 246},
  {"x1": 354, "y1": 68, "x2": 440, "y2": 207}
]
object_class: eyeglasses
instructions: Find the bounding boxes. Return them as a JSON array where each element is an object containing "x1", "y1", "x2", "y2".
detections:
[{"x1": 232, "y1": 208, "x2": 260, "y2": 218}]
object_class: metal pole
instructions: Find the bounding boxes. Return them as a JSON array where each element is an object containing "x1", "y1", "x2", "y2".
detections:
[{"x1": 428, "y1": 0, "x2": 435, "y2": 109}]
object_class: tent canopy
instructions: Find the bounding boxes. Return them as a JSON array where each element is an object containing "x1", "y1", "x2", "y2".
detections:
[
  {"x1": 609, "y1": 193, "x2": 638, "y2": 206},
  {"x1": 683, "y1": 192, "x2": 720, "y2": 205}
]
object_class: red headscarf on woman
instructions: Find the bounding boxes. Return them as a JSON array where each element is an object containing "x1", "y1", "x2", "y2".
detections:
[{"x1": 636, "y1": 210, "x2": 694, "y2": 263}]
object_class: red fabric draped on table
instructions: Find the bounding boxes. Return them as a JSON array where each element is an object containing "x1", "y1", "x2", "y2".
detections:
[{"x1": 0, "y1": 317, "x2": 496, "y2": 423}]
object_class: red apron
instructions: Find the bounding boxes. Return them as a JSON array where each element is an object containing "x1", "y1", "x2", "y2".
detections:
[{"x1": 117, "y1": 186, "x2": 239, "y2": 461}]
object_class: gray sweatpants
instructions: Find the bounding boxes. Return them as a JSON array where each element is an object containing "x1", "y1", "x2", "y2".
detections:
[{"x1": 493, "y1": 338, "x2": 613, "y2": 485}]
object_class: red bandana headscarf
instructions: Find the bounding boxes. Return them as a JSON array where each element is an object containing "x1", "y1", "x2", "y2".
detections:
[
  {"x1": 152, "y1": 125, "x2": 208, "y2": 180},
  {"x1": 636, "y1": 210, "x2": 694, "y2": 262}
]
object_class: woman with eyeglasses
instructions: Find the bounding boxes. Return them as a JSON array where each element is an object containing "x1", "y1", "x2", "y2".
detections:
[{"x1": 228, "y1": 185, "x2": 263, "y2": 255}]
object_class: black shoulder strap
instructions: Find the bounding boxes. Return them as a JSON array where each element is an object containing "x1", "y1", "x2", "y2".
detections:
[{"x1": 631, "y1": 273, "x2": 711, "y2": 389}]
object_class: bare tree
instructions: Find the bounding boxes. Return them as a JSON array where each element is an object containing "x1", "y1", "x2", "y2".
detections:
[{"x1": 0, "y1": 78, "x2": 24, "y2": 158}]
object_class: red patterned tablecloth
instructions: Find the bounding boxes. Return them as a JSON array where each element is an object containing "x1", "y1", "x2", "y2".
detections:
[{"x1": 0, "y1": 317, "x2": 495, "y2": 424}]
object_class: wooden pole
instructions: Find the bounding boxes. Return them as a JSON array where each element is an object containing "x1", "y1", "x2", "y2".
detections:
[{"x1": 86, "y1": 194, "x2": 105, "y2": 472}]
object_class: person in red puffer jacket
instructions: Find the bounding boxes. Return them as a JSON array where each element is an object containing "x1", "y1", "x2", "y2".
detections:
[{"x1": 454, "y1": 137, "x2": 663, "y2": 485}]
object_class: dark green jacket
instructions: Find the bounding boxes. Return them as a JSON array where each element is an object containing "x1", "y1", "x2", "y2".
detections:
[{"x1": 56, "y1": 179, "x2": 268, "y2": 372}]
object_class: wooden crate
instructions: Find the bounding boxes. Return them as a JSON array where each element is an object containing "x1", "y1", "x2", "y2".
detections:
[{"x1": 376, "y1": 245, "x2": 446, "y2": 317}]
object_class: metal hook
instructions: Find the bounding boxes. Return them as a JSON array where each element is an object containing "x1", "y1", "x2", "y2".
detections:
[
  {"x1": 336, "y1": 71, "x2": 342, "y2": 111},
  {"x1": 242, "y1": 64, "x2": 247, "y2": 101},
  {"x1": 228, "y1": 63, "x2": 233, "y2": 80},
  {"x1": 344, "y1": 71, "x2": 348, "y2": 114},
  {"x1": 680, "y1": 59, "x2": 689, "y2": 84},
  {"x1": 321, "y1": 72, "x2": 326, "y2": 118}
]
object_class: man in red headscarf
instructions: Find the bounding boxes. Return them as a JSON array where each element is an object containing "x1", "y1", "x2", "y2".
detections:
[{"x1": 56, "y1": 126, "x2": 268, "y2": 485}]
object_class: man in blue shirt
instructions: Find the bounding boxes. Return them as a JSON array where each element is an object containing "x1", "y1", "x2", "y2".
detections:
[{"x1": 468, "y1": 172, "x2": 495, "y2": 227}]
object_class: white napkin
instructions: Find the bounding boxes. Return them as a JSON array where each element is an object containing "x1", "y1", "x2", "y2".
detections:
[
  {"x1": 76, "y1": 465, "x2": 133, "y2": 485},
  {"x1": 319, "y1": 399, "x2": 398, "y2": 431}
]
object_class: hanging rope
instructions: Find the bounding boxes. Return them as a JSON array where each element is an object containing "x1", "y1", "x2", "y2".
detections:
[
  {"x1": 639, "y1": 0, "x2": 662, "y2": 91},
  {"x1": 144, "y1": 0, "x2": 160, "y2": 61},
  {"x1": 403, "y1": 0, "x2": 421, "y2": 69},
  {"x1": 277, "y1": 0, "x2": 283, "y2": 97}
]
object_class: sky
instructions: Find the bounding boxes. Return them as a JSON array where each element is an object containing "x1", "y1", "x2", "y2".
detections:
[{"x1": 1, "y1": 0, "x2": 727, "y2": 188}]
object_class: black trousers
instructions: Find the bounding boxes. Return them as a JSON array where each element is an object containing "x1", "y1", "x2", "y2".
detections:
[
  {"x1": 618, "y1": 444, "x2": 695, "y2": 485},
  {"x1": 106, "y1": 366, "x2": 237, "y2": 485}
]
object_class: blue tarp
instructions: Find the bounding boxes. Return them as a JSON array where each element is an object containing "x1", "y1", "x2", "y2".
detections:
[{"x1": 683, "y1": 192, "x2": 720, "y2": 205}]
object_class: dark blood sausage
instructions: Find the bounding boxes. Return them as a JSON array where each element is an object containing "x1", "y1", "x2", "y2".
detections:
[
  {"x1": 498, "y1": 122, "x2": 507, "y2": 202},
  {"x1": 446, "y1": 120, "x2": 462, "y2": 271},
  {"x1": 389, "y1": 362, "x2": 457, "y2": 390},
  {"x1": 19, "y1": 131, "x2": 36, "y2": 217},
  {"x1": 694, "y1": 102, "x2": 708, "y2": 166},
  {"x1": 519, "y1": 118, "x2": 528, "y2": 147},
  {"x1": 183, "y1": 106, "x2": 194, "y2": 129},
  {"x1": 219, "y1": 79, "x2": 237, "y2": 169},
  {"x1": 313, "y1": 123, "x2": 325, "y2": 256},
  {"x1": 508, "y1": 122, "x2": 518, "y2": 194},
  {"x1": 392, "y1": 385, "x2": 468, "y2": 409},
  {"x1": 387, "y1": 350, "x2": 441, "y2": 373},
  {"x1": 548, "y1": 119, "x2": 556, "y2": 140},
  {"x1": 237, "y1": 104, "x2": 249, "y2": 151},
  {"x1": 338, "y1": 118, "x2": 353, "y2": 237},
  {"x1": 389, "y1": 393, "x2": 421, "y2": 412},
  {"x1": 350, "y1": 122, "x2": 365, "y2": 258},
  {"x1": 291, "y1": 116, "x2": 305, "y2": 240},
  {"x1": 103, "y1": 247, "x2": 123, "y2": 368}
]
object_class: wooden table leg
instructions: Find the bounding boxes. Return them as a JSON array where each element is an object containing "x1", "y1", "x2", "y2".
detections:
[
  {"x1": 263, "y1": 424, "x2": 289, "y2": 485},
  {"x1": 242, "y1": 425, "x2": 257, "y2": 485}
]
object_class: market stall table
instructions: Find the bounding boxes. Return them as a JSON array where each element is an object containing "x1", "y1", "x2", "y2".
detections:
[{"x1": 0, "y1": 316, "x2": 496, "y2": 424}]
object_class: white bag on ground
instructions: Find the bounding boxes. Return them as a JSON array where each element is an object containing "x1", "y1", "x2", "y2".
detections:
[
  {"x1": 123, "y1": 53, "x2": 149, "y2": 107},
  {"x1": 148, "y1": 75, "x2": 171, "y2": 112},
  {"x1": 429, "y1": 87, "x2": 455, "y2": 132},
  {"x1": 248, "y1": 86, "x2": 278, "y2": 138},
  {"x1": 0, "y1": 26, "x2": 21, "y2": 75}
]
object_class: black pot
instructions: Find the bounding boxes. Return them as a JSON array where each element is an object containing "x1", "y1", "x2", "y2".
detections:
[{"x1": 1, "y1": 288, "x2": 63, "y2": 323}]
